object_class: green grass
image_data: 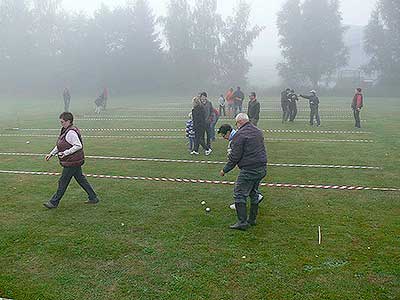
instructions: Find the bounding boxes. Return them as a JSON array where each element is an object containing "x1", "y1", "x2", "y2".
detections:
[{"x1": 0, "y1": 95, "x2": 399, "y2": 300}]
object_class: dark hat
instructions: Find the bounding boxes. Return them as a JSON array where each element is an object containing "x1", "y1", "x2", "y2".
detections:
[
  {"x1": 218, "y1": 124, "x2": 233, "y2": 135},
  {"x1": 249, "y1": 92, "x2": 256, "y2": 97},
  {"x1": 200, "y1": 92, "x2": 208, "y2": 98}
]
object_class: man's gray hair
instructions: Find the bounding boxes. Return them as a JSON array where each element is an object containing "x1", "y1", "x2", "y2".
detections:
[{"x1": 235, "y1": 113, "x2": 249, "y2": 123}]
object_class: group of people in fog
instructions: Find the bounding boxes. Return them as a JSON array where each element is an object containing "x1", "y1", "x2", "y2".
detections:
[
  {"x1": 50, "y1": 85, "x2": 364, "y2": 231},
  {"x1": 62, "y1": 87, "x2": 109, "y2": 114},
  {"x1": 187, "y1": 88, "x2": 260, "y2": 155},
  {"x1": 280, "y1": 87, "x2": 364, "y2": 128}
]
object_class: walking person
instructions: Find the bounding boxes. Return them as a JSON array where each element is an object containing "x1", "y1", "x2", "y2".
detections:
[
  {"x1": 218, "y1": 94, "x2": 226, "y2": 117},
  {"x1": 247, "y1": 92, "x2": 260, "y2": 126},
  {"x1": 192, "y1": 97, "x2": 211, "y2": 155},
  {"x1": 43, "y1": 112, "x2": 99, "y2": 209},
  {"x1": 63, "y1": 88, "x2": 71, "y2": 112},
  {"x1": 220, "y1": 113, "x2": 267, "y2": 230},
  {"x1": 351, "y1": 88, "x2": 364, "y2": 128},
  {"x1": 300, "y1": 90, "x2": 321, "y2": 126},
  {"x1": 288, "y1": 89, "x2": 299, "y2": 122},
  {"x1": 233, "y1": 87, "x2": 245, "y2": 116},
  {"x1": 281, "y1": 88, "x2": 290, "y2": 123}
]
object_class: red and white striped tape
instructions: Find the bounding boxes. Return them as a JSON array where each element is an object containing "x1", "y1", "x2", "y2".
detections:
[
  {"x1": 0, "y1": 169, "x2": 397, "y2": 192},
  {"x1": 8, "y1": 128, "x2": 371, "y2": 134},
  {"x1": 0, "y1": 134, "x2": 374, "y2": 143},
  {"x1": 77, "y1": 117, "x2": 366, "y2": 122},
  {"x1": 83, "y1": 113, "x2": 355, "y2": 118},
  {"x1": 0, "y1": 152, "x2": 382, "y2": 170}
]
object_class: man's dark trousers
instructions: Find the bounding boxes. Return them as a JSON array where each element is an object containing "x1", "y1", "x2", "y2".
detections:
[
  {"x1": 353, "y1": 109, "x2": 361, "y2": 128},
  {"x1": 310, "y1": 105, "x2": 320, "y2": 126},
  {"x1": 205, "y1": 122, "x2": 213, "y2": 148},
  {"x1": 50, "y1": 166, "x2": 97, "y2": 206},
  {"x1": 64, "y1": 98, "x2": 70, "y2": 112},
  {"x1": 289, "y1": 102, "x2": 297, "y2": 121},
  {"x1": 234, "y1": 167, "x2": 266, "y2": 205}
]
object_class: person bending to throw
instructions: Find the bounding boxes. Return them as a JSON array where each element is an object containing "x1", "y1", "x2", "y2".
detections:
[
  {"x1": 43, "y1": 112, "x2": 99, "y2": 209},
  {"x1": 220, "y1": 113, "x2": 267, "y2": 230}
]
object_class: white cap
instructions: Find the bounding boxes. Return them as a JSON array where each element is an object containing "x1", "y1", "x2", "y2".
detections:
[{"x1": 310, "y1": 90, "x2": 316, "y2": 94}]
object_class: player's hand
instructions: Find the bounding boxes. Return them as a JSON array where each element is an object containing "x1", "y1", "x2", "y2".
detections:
[
  {"x1": 45, "y1": 154, "x2": 52, "y2": 161},
  {"x1": 220, "y1": 170, "x2": 225, "y2": 177},
  {"x1": 58, "y1": 152, "x2": 65, "y2": 159}
]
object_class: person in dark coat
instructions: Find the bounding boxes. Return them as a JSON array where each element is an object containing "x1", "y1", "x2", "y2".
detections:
[
  {"x1": 288, "y1": 89, "x2": 299, "y2": 122},
  {"x1": 247, "y1": 92, "x2": 260, "y2": 126},
  {"x1": 300, "y1": 90, "x2": 321, "y2": 126},
  {"x1": 220, "y1": 113, "x2": 267, "y2": 230},
  {"x1": 281, "y1": 88, "x2": 290, "y2": 123},
  {"x1": 200, "y1": 92, "x2": 214, "y2": 152},
  {"x1": 233, "y1": 86, "x2": 245, "y2": 116},
  {"x1": 351, "y1": 88, "x2": 364, "y2": 128},
  {"x1": 63, "y1": 88, "x2": 71, "y2": 112},
  {"x1": 191, "y1": 97, "x2": 211, "y2": 155},
  {"x1": 43, "y1": 112, "x2": 99, "y2": 209}
]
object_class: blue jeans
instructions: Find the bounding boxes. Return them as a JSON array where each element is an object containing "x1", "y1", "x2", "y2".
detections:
[{"x1": 188, "y1": 137, "x2": 195, "y2": 151}]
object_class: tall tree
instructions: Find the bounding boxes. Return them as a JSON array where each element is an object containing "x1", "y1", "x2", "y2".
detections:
[
  {"x1": 219, "y1": 1, "x2": 264, "y2": 87},
  {"x1": 192, "y1": 0, "x2": 222, "y2": 89},
  {"x1": 364, "y1": 0, "x2": 400, "y2": 85},
  {"x1": 277, "y1": 0, "x2": 348, "y2": 88},
  {"x1": 122, "y1": 0, "x2": 164, "y2": 91},
  {"x1": 163, "y1": 0, "x2": 197, "y2": 90}
]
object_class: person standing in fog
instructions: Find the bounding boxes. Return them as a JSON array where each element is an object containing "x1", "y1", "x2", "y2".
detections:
[{"x1": 63, "y1": 88, "x2": 71, "y2": 112}]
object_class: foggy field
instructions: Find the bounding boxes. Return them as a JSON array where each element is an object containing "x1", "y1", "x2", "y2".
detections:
[{"x1": 0, "y1": 95, "x2": 399, "y2": 300}]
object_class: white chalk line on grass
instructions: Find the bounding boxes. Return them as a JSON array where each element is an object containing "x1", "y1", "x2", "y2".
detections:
[
  {"x1": 0, "y1": 134, "x2": 375, "y2": 143},
  {"x1": 0, "y1": 169, "x2": 398, "y2": 192},
  {"x1": 6, "y1": 128, "x2": 372, "y2": 134},
  {"x1": 0, "y1": 152, "x2": 382, "y2": 170}
]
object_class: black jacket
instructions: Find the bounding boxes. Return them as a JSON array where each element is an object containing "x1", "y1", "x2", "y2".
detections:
[
  {"x1": 248, "y1": 99, "x2": 260, "y2": 120},
  {"x1": 202, "y1": 100, "x2": 214, "y2": 123},
  {"x1": 192, "y1": 105, "x2": 206, "y2": 129},
  {"x1": 223, "y1": 122, "x2": 267, "y2": 173}
]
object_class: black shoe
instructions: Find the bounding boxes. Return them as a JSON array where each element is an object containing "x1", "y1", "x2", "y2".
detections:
[
  {"x1": 43, "y1": 202, "x2": 57, "y2": 209},
  {"x1": 85, "y1": 198, "x2": 99, "y2": 204},
  {"x1": 229, "y1": 222, "x2": 249, "y2": 230}
]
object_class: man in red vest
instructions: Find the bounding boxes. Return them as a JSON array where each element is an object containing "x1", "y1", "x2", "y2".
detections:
[
  {"x1": 43, "y1": 112, "x2": 99, "y2": 209},
  {"x1": 351, "y1": 88, "x2": 364, "y2": 128}
]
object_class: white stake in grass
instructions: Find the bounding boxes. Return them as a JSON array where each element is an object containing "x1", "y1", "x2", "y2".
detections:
[{"x1": 318, "y1": 226, "x2": 322, "y2": 245}]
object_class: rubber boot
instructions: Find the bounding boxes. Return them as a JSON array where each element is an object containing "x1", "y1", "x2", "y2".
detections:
[
  {"x1": 230, "y1": 203, "x2": 249, "y2": 230},
  {"x1": 247, "y1": 204, "x2": 259, "y2": 226}
]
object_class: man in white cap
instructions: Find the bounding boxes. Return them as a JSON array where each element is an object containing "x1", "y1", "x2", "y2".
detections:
[{"x1": 300, "y1": 90, "x2": 320, "y2": 126}]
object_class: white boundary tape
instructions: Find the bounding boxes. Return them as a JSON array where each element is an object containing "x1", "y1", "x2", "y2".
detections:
[
  {"x1": 0, "y1": 134, "x2": 374, "y2": 143},
  {"x1": 0, "y1": 152, "x2": 382, "y2": 170},
  {"x1": 0, "y1": 169, "x2": 398, "y2": 192},
  {"x1": 8, "y1": 128, "x2": 371, "y2": 134}
]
